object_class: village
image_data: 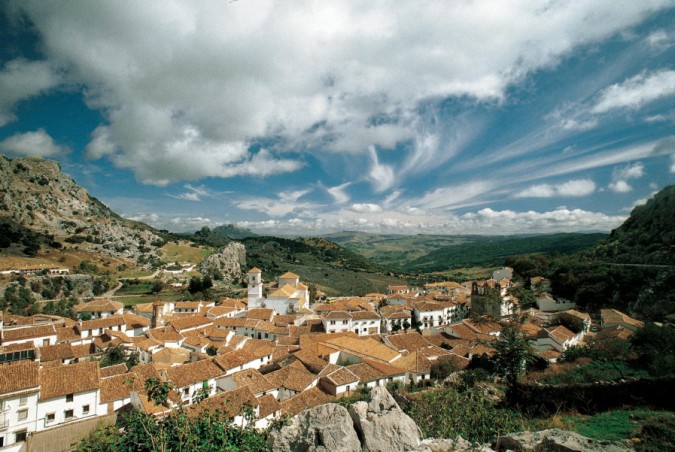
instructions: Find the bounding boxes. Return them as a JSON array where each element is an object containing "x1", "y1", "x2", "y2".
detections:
[{"x1": 0, "y1": 266, "x2": 645, "y2": 450}]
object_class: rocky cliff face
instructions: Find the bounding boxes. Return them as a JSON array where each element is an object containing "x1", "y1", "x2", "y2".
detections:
[
  {"x1": 197, "y1": 242, "x2": 246, "y2": 282},
  {"x1": 0, "y1": 155, "x2": 163, "y2": 261},
  {"x1": 268, "y1": 387, "x2": 635, "y2": 452}
]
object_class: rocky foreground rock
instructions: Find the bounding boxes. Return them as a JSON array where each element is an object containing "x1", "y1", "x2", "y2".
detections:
[
  {"x1": 267, "y1": 387, "x2": 635, "y2": 452},
  {"x1": 197, "y1": 242, "x2": 246, "y2": 282}
]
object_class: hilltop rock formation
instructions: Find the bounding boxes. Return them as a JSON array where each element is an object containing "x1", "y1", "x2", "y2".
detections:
[
  {"x1": 348, "y1": 386, "x2": 423, "y2": 452},
  {"x1": 0, "y1": 155, "x2": 164, "y2": 261},
  {"x1": 197, "y1": 242, "x2": 246, "y2": 282},
  {"x1": 268, "y1": 387, "x2": 636, "y2": 452}
]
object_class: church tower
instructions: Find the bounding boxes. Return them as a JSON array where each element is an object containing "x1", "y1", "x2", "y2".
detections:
[{"x1": 247, "y1": 267, "x2": 263, "y2": 308}]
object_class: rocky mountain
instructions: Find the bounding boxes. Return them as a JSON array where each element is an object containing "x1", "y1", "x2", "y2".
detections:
[
  {"x1": 197, "y1": 242, "x2": 247, "y2": 282},
  {"x1": 213, "y1": 223, "x2": 259, "y2": 239},
  {"x1": 0, "y1": 155, "x2": 165, "y2": 262}
]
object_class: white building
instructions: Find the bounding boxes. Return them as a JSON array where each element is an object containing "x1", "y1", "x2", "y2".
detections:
[{"x1": 247, "y1": 270, "x2": 309, "y2": 314}]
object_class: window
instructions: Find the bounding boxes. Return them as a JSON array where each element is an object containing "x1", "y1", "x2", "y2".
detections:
[
  {"x1": 342, "y1": 320, "x2": 348, "y2": 325},
  {"x1": 329, "y1": 320, "x2": 335, "y2": 325},
  {"x1": 19, "y1": 396, "x2": 27, "y2": 406},
  {"x1": 46, "y1": 413, "x2": 55, "y2": 423},
  {"x1": 183, "y1": 388, "x2": 189, "y2": 396},
  {"x1": 64, "y1": 409, "x2": 74, "y2": 419},
  {"x1": 82, "y1": 405, "x2": 90, "y2": 415},
  {"x1": 18, "y1": 409, "x2": 28, "y2": 421},
  {"x1": 66, "y1": 394, "x2": 74, "y2": 403},
  {"x1": 43, "y1": 339, "x2": 50, "y2": 347},
  {"x1": 15, "y1": 430, "x2": 27, "y2": 442}
]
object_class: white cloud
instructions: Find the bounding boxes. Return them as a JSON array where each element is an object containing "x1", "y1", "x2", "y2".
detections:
[
  {"x1": 368, "y1": 146, "x2": 395, "y2": 192},
  {"x1": 0, "y1": 129, "x2": 67, "y2": 157},
  {"x1": 591, "y1": 70, "x2": 675, "y2": 114},
  {"x1": 671, "y1": 155, "x2": 675, "y2": 173},
  {"x1": 350, "y1": 203, "x2": 382, "y2": 213},
  {"x1": 560, "y1": 118, "x2": 598, "y2": 131},
  {"x1": 11, "y1": 1, "x2": 670, "y2": 183},
  {"x1": 326, "y1": 182, "x2": 351, "y2": 204},
  {"x1": 411, "y1": 180, "x2": 495, "y2": 210},
  {"x1": 0, "y1": 59, "x2": 60, "y2": 126},
  {"x1": 608, "y1": 161, "x2": 645, "y2": 193},
  {"x1": 515, "y1": 179, "x2": 596, "y2": 198},
  {"x1": 609, "y1": 180, "x2": 633, "y2": 193},
  {"x1": 646, "y1": 29, "x2": 674, "y2": 51},
  {"x1": 171, "y1": 184, "x2": 211, "y2": 202},
  {"x1": 234, "y1": 189, "x2": 317, "y2": 218}
]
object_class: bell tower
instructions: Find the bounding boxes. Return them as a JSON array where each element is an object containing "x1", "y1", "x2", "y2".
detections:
[{"x1": 247, "y1": 267, "x2": 263, "y2": 308}]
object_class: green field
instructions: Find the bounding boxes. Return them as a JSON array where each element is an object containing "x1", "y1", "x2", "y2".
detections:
[{"x1": 160, "y1": 241, "x2": 215, "y2": 264}]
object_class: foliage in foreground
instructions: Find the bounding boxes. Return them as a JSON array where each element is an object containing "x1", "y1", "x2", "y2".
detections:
[
  {"x1": 565, "y1": 409, "x2": 675, "y2": 452},
  {"x1": 398, "y1": 386, "x2": 525, "y2": 444},
  {"x1": 75, "y1": 407, "x2": 267, "y2": 452}
]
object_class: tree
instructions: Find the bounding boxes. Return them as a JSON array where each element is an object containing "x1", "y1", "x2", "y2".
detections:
[
  {"x1": 150, "y1": 281, "x2": 165, "y2": 295},
  {"x1": 631, "y1": 323, "x2": 675, "y2": 376},
  {"x1": 492, "y1": 326, "x2": 536, "y2": 388},
  {"x1": 145, "y1": 377, "x2": 173, "y2": 407},
  {"x1": 206, "y1": 345, "x2": 218, "y2": 356},
  {"x1": 391, "y1": 319, "x2": 402, "y2": 332},
  {"x1": 402, "y1": 319, "x2": 411, "y2": 331}
]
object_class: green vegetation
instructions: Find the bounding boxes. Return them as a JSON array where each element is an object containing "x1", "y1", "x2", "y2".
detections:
[
  {"x1": 160, "y1": 241, "x2": 215, "y2": 264},
  {"x1": 399, "y1": 386, "x2": 525, "y2": 443},
  {"x1": 325, "y1": 231, "x2": 604, "y2": 273},
  {"x1": 565, "y1": 409, "x2": 675, "y2": 451},
  {"x1": 493, "y1": 326, "x2": 538, "y2": 388},
  {"x1": 542, "y1": 361, "x2": 648, "y2": 385}
]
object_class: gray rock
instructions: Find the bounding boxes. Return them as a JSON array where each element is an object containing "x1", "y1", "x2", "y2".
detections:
[
  {"x1": 348, "y1": 386, "x2": 423, "y2": 452},
  {"x1": 197, "y1": 242, "x2": 246, "y2": 282},
  {"x1": 415, "y1": 436, "x2": 493, "y2": 451},
  {"x1": 496, "y1": 428, "x2": 634, "y2": 452},
  {"x1": 267, "y1": 403, "x2": 361, "y2": 452}
]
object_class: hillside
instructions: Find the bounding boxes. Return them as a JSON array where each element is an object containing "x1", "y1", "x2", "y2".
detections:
[
  {"x1": 242, "y1": 236, "x2": 406, "y2": 296},
  {"x1": 595, "y1": 184, "x2": 674, "y2": 264},
  {"x1": 213, "y1": 224, "x2": 259, "y2": 239},
  {"x1": 506, "y1": 186, "x2": 675, "y2": 320},
  {"x1": 325, "y1": 231, "x2": 605, "y2": 273},
  {"x1": 0, "y1": 155, "x2": 166, "y2": 266}
]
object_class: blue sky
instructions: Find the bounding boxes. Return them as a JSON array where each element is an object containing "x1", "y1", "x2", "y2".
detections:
[{"x1": 1, "y1": 1, "x2": 673, "y2": 235}]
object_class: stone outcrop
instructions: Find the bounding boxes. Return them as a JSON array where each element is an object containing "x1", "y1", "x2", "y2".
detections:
[
  {"x1": 267, "y1": 387, "x2": 637, "y2": 452},
  {"x1": 197, "y1": 242, "x2": 246, "y2": 282},
  {"x1": 349, "y1": 386, "x2": 423, "y2": 452},
  {"x1": 496, "y1": 429, "x2": 634, "y2": 452},
  {"x1": 267, "y1": 403, "x2": 361, "y2": 452},
  {"x1": 0, "y1": 155, "x2": 164, "y2": 261}
]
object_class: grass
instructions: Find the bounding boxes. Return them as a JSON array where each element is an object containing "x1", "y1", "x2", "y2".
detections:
[
  {"x1": 541, "y1": 360, "x2": 649, "y2": 385},
  {"x1": 564, "y1": 409, "x2": 675, "y2": 451},
  {"x1": 160, "y1": 241, "x2": 215, "y2": 264}
]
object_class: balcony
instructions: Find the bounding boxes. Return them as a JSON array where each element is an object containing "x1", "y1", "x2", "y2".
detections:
[{"x1": 0, "y1": 415, "x2": 9, "y2": 430}]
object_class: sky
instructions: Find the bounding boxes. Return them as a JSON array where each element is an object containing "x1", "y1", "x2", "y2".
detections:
[{"x1": 0, "y1": 1, "x2": 674, "y2": 236}]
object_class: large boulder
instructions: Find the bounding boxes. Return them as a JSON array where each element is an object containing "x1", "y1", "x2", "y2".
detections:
[
  {"x1": 267, "y1": 403, "x2": 361, "y2": 452},
  {"x1": 197, "y1": 242, "x2": 246, "y2": 282},
  {"x1": 348, "y1": 386, "x2": 424, "y2": 452},
  {"x1": 496, "y1": 429, "x2": 634, "y2": 451}
]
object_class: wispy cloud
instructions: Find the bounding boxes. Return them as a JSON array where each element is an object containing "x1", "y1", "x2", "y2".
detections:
[
  {"x1": 591, "y1": 69, "x2": 675, "y2": 114},
  {"x1": 170, "y1": 184, "x2": 211, "y2": 202},
  {"x1": 326, "y1": 182, "x2": 352, "y2": 204},
  {"x1": 515, "y1": 179, "x2": 596, "y2": 198}
]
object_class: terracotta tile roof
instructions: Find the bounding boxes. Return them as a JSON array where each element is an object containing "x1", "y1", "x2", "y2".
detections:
[
  {"x1": 292, "y1": 348, "x2": 329, "y2": 374},
  {"x1": 601, "y1": 309, "x2": 644, "y2": 329},
  {"x1": 298, "y1": 331, "x2": 358, "y2": 347},
  {"x1": 0, "y1": 360, "x2": 39, "y2": 394},
  {"x1": 75, "y1": 299, "x2": 123, "y2": 313},
  {"x1": 147, "y1": 326, "x2": 183, "y2": 343},
  {"x1": 258, "y1": 393, "x2": 281, "y2": 418},
  {"x1": 79, "y1": 315, "x2": 126, "y2": 331},
  {"x1": 38, "y1": 343, "x2": 74, "y2": 362},
  {"x1": 546, "y1": 325, "x2": 576, "y2": 343},
  {"x1": 2, "y1": 324, "x2": 56, "y2": 342},
  {"x1": 166, "y1": 358, "x2": 223, "y2": 388},
  {"x1": 463, "y1": 318, "x2": 502, "y2": 334},
  {"x1": 134, "y1": 302, "x2": 154, "y2": 313},
  {"x1": 279, "y1": 271, "x2": 299, "y2": 279},
  {"x1": 100, "y1": 373, "x2": 134, "y2": 403},
  {"x1": 122, "y1": 313, "x2": 151, "y2": 328},
  {"x1": 246, "y1": 308, "x2": 275, "y2": 321},
  {"x1": 153, "y1": 347, "x2": 191, "y2": 366},
  {"x1": 72, "y1": 343, "x2": 95, "y2": 358},
  {"x1": 248, "y1": 267, "x2": 262, "y2": 274},
  {"x1": 394, "y1": 350, "x2": 432, "y2": 374},
  {"x1": 100, "y1": 363, "x2": 128, "y2": 378},
  {"x1": 266, "y1": 365, "x2": 317, "y2": 392},
  {"x1": 40, "y1": 361, "x2": 100, "y2": 401},
  {"x1": 168, "y1": 315, "x2": 213, "y2": 332},
  {"x1": 56, "y1": 326, "x2": 81, "y2": 342},
  {"x1": 206, "y1": 306, "x2": 234, "y2": 318},
  {"x1": 175, "y1": 301, "x2": 211, "y2": 310},
  {"x1": 268, "y1": 284, "x2": 297, "y2": 298},
  {"x1": 214, "y1": 317, "x2": 248, "y2": 329},
  {"x1": 321, "y1": 336, "x2": 400, "y2": 363},
  {"x1": 322, "y1": 366, "x2": 359, "y2": 386},
  {"x1": 385, "y1": 332, "x2": 431, "y2": 352},
  {"x1": 213, "y1": 350, "x2": 258, "y2": 371},
  {"x1": 280, "y1": 387, "x2": 333, "y2": 417},
  {"x1": 218, "y1": 298, "x2": 247, "y2": 310},
  {"x1": 350, "y1": 310, "x2": 381, "y2": 320},
  {"x1": 277, "y1": 336, "x2": 299, "y2": 346},
  {"x1": 0, "y1": 342, "x2": 35, "y2": 353},
  {"x1": 227, "y1": 368, "x2": 275, "y2": 395},
  {"x1": 444, "y1": 324, "x2": 496, "y2": 342},
  {"x1": 520, "y1": 322, "x2": 544, "y2": 339}
]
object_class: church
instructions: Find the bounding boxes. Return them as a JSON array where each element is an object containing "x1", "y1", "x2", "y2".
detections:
[{"x1": 247, "y1": 268, "x2": 310, "y2": 314}]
